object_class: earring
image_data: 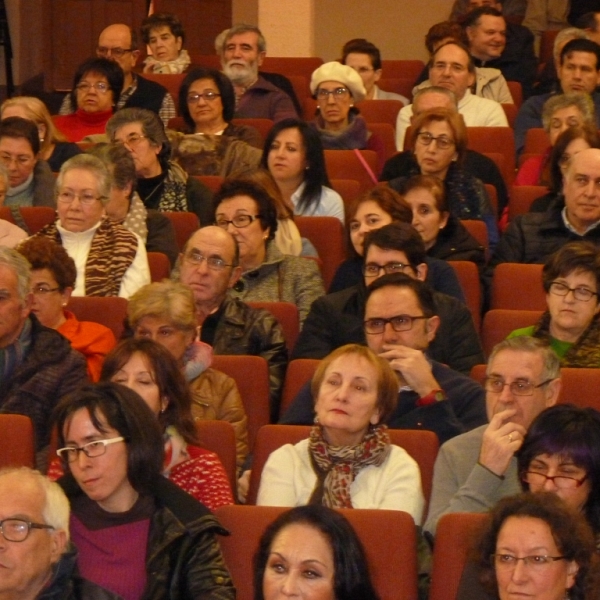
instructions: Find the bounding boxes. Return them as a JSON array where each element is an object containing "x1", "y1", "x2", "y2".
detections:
[{"x1": 313, "y1": 415, "x2": 319, "y2": 424}]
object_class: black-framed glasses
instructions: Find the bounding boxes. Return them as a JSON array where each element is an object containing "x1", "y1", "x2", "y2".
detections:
[
  {"x1": 0, "y1": 518, "x2": 54, "y2": 542},
  {"x1": 182, "y1": 250, "x2": 233, "y2": 271},
  {"x1": 316, "y1": 87, "x2": 350, "y2": 100},
  {"x1": 484, "y1": 378, "x2": 553, "y2": 396},
  {"x1": 186, "y1": 92, "x2": 222, "y2": 103},
  {"x1": 31, "y1": 285, "x2": 60, "y2": 296},
  {"x1": 522, "y1": 470, "x2": 588, "y2": 490},
  {"x1": 492, "y1": 554, "x2": 566, "y2": 572},
  {"x1": 364, "y1": 314, "x2": 428, "y2": 334},
  {"x1": 416, "y1": 132, "x2": 455, "y2": 150},
  {"x1": 548, "y1": 281, "x2": 598, "y2": 302},
  {"x1": 362, "y1": 262, "x2": 414, "y2": 278},
  {"x1": 76, "y1": 81, "x2": 109, "y2": 93},
  {"x1": 215, "y1": 215, "x2": 261, "y2": 229},
  {"x1": 57, "y1": 191, "x2": 105, "y2": 206},
  {"x1": 97, "y1": 46, "x2": 134, "y2": 58},
  {"x1": 56, "y1": 436, "x2": 125, "y2": 462}
]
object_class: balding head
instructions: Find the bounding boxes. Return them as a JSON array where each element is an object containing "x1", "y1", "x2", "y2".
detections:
[
  {"x1": 412, "y1": 86, "x2": 458, "y2": 119},
  {"x1": 97, "y1": 24, "x2": 139, "y2": 78},
  {"x1": 563, "y1": 148, "x2": 600, "y2": 234}
]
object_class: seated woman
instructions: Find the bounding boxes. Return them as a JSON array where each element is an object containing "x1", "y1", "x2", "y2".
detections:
[
  {"x1": 309, "y1": 61, "x2": 385, "y2": 170},
  {"x1": 515, "y1": 93, "x2": 595, "y2": 186},
  {"x1": 261, "y1": 117, "x2": 344, "y2": 222},
  {"x1": 34, "y1": 154, "x2": 150, "y2": 298},
  {"x1": 329, "y1": 184, "x2": 465, "y2": 301},
  {"x1": 473, "y1": 492, "x2": 597, "y2": 600},
  {"x1": 106, "y1": 107, "x2": 214, "y2": 227},
  {"x1": 89, "y1": 143, "x2": 179, "y2": 266},
  {"x1": 0, "y1": 163, "x2": 27, "y2": 246},
  {"x1": 213, "y1": 178, "x2": 325, "y2": 327},
  {"x1": 254, "y1": 504, "x2": 380, "y2": 600},
  {"x1": 1, "y1": 96, "x2": 81, "y2": 172},
  {"x1": 508, "y1": 241, "x2": 600, "y2": 366},
  {"x1": 141, "y1": 12, "x2": 190, "y2": 74},
  {"x1": 388, "y1": 107, "x2": 498, "y2": 249},
  {"x1": 257, "y1": 344, "x2": 424, "y2": 521},
  {"x1": 101, "y1": 338, "x2": 234, "y2": 509},
  {"x1": 17, "y1": 236, "x2": 116, "y2": 380},
  {"x1": 53, "y1": 382, "x2": 235, "y2": 600},
  {"x1": 53, "y1": 58, "x2": 123, "y2": 142},
  {"x1": 127, "y1": 280, "x2": 249, "y2": 470},
  {"x1": 0, "y1": 116, "x2": 55, "y2": 208}
]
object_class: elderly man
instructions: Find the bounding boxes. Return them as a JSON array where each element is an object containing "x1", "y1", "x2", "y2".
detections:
[
  {"x1": 395, "y1": 41, "x2": 508, "y2": 150},
  {"x1": 216, "y1": 24, "x2": 298, "y2": 122},
  {"x1": 282, "y1": 272, "x2": 487, "y2": 444},
  {"x1": 0, "y1": 248, "x2": 87, "y2": 462},
  {"x1": 0, "y1": 467, "x2": 120, "y2": 599},
  {"x1": 176, "y1": 225, "x2": 287, "y2": 420},
  {"x1": 424, "y1": 336, "x2": 561, "y2": 536},
  {"x1": 59, "y1": 24, "x2": 175, "y2": 127}
]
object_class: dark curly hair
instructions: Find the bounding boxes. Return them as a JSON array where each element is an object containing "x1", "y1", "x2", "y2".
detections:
[{"x1": 17, "y1": 236, "x2": 77, "y2": 290}]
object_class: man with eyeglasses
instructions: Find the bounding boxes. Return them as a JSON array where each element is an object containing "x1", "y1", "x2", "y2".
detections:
[
  {"x1": 58, "y1": 24, "x2": 175, "y2": 128},
  {"x1": 0, "y1": 467, "x2": 120, "y2": 599},
  {"x1": 424, "y1": 336, "x2": 561, "y2": 537}
]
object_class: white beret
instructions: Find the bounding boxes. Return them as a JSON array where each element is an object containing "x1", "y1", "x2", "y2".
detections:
[{"x1": 310, "y1": 61, "x2": 366, "y2": 103}]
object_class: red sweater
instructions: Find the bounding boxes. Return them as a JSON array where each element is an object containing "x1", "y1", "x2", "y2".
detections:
[{"x1": 53, "y1": 108, "x2": 113, "y2": 142}]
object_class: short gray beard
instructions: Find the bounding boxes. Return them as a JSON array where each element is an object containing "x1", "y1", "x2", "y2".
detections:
[{"x1": 223, "y1": 60, "x2": 258, "y2": 87}]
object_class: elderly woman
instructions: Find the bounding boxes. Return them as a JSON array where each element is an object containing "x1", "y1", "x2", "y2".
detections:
[
  {"x1": 309, "y1": 61, "x2": 385, "y2": 168},
  {"x1": 257, "y1": 344, "x2": 424, "y2": 520},
  {"x1": 389, "y1": 107, "x2": 498, "y2": 248},
  {"x1": 1, "y1": 96, "x2": 81, "y2": 171},
  {"x1": 106, "y1": 107, "x2": 213, "y2": 227},
  {"x1": 53, "y1": 382, "x2": 235, "y2": 600},
  {"x1": 262, "y1": 117, "x2": 345, "y2": 222},
  {"x1": 34, "y1": 154, "x2": 150, "y2": 298},
  {"x1": 0, "y1": 116, "x2": 55, "y2": 207},
  {"x1": 141, "y1": 12, "x2": 190, "y2": 74},
  {"x1": 515, "y1": 93, "x2": 596, "y2": 186},
  {"x1": 255, "y1": 505, "x2": 380, "y2": 600},
  {"x1": 127, "y1": 280, "x2": 249, "y2": 470},
  {"x1": 53, "y1": 58, "x2": 123, "y2": 142},
  {"x1": 16, "y1": 236, "x2": 116, "y2": 380},
  {"x1": 508, "y1": 241, "x2": 600, "y2": 366},
  {"x1": 213, "y1": 178, "x2": 325, "y2": 327},
  {"x1": 89, "y1": 143, "x2": 178, "y2": 266}
]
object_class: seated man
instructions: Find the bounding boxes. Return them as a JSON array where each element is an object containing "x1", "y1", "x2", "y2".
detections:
[
  {"x1": 0, "y1": 467, "x2": 120, "y2": 599},
  {"x1": 424, "y1": 336, "x2": 561, "y2": 536},
  {"x1": 175, "y1": 225, "x2": 288, "y2": 420},
  {"x1": 341, "y1": 38, "x2": 409, "y2": 104},
  {"x1": 293, "y1": 222, "x2": 484, "y2": 375},
  {"x1": 0, "y1": 248, "x2": 88, "y2": 463},
  {"x1": 216, "y1": 24, "x2": 299, "y2": 122},
  {"x1": 395, "y1": 41, "x2": 508, "y2": 150},
  {"x1": 282, "y1": 273, "x2": 487, "y2": 444},
  {"x1": 450, "y1": 0, "x2": 527, "y2": 22},
  {"x1": 59, "y1": 24, "x2": 176, "y2": 128}
]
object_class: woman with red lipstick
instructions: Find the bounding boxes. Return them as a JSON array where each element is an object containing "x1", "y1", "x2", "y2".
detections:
[{"x1": 256, "y1": 344, "x2": 424, "y2": 522}]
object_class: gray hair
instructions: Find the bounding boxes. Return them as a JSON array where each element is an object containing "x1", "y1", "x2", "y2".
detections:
[
  {"x1": 216, "y1": 23, "x2": 266, "y2": 55},
  {"x1": 0, "y1": 246, "x2": 31, "y2": 304},
  {"x1": 413, "y1": 86, "x2": 458, "y2": 110},
  {"x1": 541, "y1": 92, "x2": 596, "y2": 132},
  {"x1": 486, "y1": 336, "x2": 561, "y2": 383},
  {"x1": 553, "y1": 27, "x2": 589, "y2": 64},
  {"x1": 56, "y1": 154, "x2": 112, "y2": 206},
  {"x1": 0, "y1": 467, "x2": 70, "y2": 543},
  {"x1": 106, "y1": 107, "x2": 168, "y2": 150},
  {"x1": 88, "y1": 143, "x2": 136, "y2": 193}
]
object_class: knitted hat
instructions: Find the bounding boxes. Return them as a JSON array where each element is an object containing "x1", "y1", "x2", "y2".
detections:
[{"x1": 310, "y1": 62, "x2": 366, "y2": 103}]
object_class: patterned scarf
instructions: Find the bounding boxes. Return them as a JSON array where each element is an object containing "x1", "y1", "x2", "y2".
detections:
[
  {"x1": 308, "y1": 423, "x2": 391, "y2": 508},
  {"x1": 143, "y1": 49, "x2": 191, "y2": 74},
  {"x1": 162, "y1": 425, "x2": 190, "y2": 476},
  {"x1": 119, "y1": 193, "x2": 148, "y2": 243},
  {"x1": 0, "y1": 317, "x2": 31, "y2": 384},
  {"x1": 158, "y1": 162, "x2": 189, "y2": 212}
]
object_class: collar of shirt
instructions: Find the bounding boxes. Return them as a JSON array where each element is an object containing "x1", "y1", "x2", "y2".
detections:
[
  {"x1": 117, "y1": 74, "x2": 138, "y2": 109},
  {"x1": 561, "y1": 205, "x2": 600, "y2": 236}
]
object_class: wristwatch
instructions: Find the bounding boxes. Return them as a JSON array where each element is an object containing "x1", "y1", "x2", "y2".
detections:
[{"x1": 416, "y1": 388, "x2": 446, "y2": 407}]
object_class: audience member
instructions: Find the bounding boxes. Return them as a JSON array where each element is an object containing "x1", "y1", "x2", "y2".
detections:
[
  {"x1": 141, "y1": 12, "x2": 190, "y2": 74},
  {"x1": 34, "y1": 154, "x2": 150, "y2": 298},
  {"x1": 424, "y1": 336, "x2": 561, "y2": 536},
  {"x1": 450, "y1": 0, "x2": 527, "y2": 22},
  {"x1": 576, "y1": 11, "x2": 600, "y2": 45}
]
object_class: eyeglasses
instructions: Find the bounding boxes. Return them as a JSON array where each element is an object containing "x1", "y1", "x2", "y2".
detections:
[
  {"x1": 492, "y1": 554, "x2": 566, "y2": 572},
  {"x1": 97, "y1": 46, "x2": 134, "y2": 58},
  {"x1": 351, "y1": 66, "x2": 375, "y2": 74},
  {"x1": 316, "y1": 87, "x2": 350, "y2": 100},
  {"x1": 416, "y1": 132, "x2": 455, "y2": 150},
  {"x1": 362, "y1": 262, "x2": 414, "y2": 277},
  {"x1": 75, "y1": 81, "x2": 110, "y2": 93},
  {"x1": 186, "y1": 92, "x2": 222, "y2": 103},
  {"x1": 484, "y1": 377, "x2": 553, "y2": 396},
  {"x1": 364, "y1": 314, "x2": 428, "y2": 334},
  {"x1": 215, "y1": 215, "x2": 261, "y2": 229},
  {"x1": 57, "y1": 191, "x2": 104, "y2": 206},
  {"x1": 522, "y1": 470, "x2": 588, "y2": 489},
  {"x1": 113, "y1": 133, "x2": 147, "y2": 148},
  {"x1": 31, "y1": 285, "x2": 60, "y2": 296},
  {"x1": 549, "y1": 281, "x2": 598, "y2": 302},
  {"x1": 0, "y1": 518, "x2": 54, "y2": 542},
  {"x1": 56, "y1": 436, "x2": 125, "y2": 462},
  {"x1": 183, "y1": 250, "x2": 233, "y2": 271},
  {"x1": 0, "y1": 153, "x2": 34, "y2": 167}
]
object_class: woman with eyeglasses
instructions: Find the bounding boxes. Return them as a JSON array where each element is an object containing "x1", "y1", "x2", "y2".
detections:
[
  {"x1": 53, "y1": 382, "x2": 235, "y2": 600},
  {"x1": 388, "y1": 107, "x2": 498, "y2": 249},
  {"x1": 54, "y1": 58, "x2": 123, "y2": 142},
  {"x1": 508, "y1": 241, "x2": 600, "y2": 367},
  {"x1": 257, "y1": 343, "x2": 424, "y2": 520},
  {"x1": 213, "y1": 178, "x2": 325, "y2": 327}
]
